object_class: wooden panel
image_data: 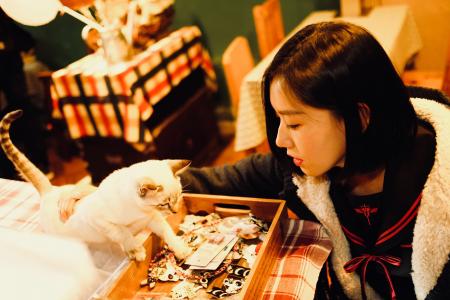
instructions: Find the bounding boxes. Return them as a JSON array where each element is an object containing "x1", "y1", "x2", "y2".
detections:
[
  {"x1": 183, "y1": 193, "x2": 284, "y2": 222},
  {"x1": 253, "y1": 0, "x2": 285, "y2": 58},
  {"x1": 107, "y1": 234, "x2": 162, "y2": 300},
  {"x1": 340, "y1": 0, "x2": 362, "y2": 17}
]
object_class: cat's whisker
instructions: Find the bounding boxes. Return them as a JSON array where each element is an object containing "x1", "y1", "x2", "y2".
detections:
[{"x1": 182, "y1": 183, "x2": 193, "y2": 193}]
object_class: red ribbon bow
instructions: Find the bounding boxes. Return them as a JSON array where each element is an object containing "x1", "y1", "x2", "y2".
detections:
[{"x1": 344, "y1": 254, "x2": 401, "y2": 300}]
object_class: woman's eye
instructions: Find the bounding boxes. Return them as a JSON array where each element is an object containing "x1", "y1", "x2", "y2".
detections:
[{"x1": 286, "y1": 124, "x2": 300, "y2": 129}]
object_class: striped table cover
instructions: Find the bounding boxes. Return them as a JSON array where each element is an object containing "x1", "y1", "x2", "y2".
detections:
[
  {"x1": 0, "y1": 178, "x2": 332, "y2": 299},
  {"x1": 50, "y1": 26, "x2": 216, "y2": 146}
]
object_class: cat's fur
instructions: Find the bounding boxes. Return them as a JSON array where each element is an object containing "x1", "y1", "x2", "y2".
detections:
[{"x1": 0, "y1": 110, "x2": 192, "y2": 261}]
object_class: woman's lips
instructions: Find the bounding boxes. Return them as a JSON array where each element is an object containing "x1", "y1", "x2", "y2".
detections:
[{"x1": 293, "y1": 158, "x2": 303, "y2": 167}]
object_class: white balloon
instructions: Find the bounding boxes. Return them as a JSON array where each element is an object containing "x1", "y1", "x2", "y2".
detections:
[{"x1": 0, "y1": 0, "x2": 62, "y2": 26}]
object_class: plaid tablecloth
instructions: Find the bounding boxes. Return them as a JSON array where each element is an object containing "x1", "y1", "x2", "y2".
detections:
[
  {"x1": 0, "y1": 178, "x2": 332, "y2": 299},
  {"x1": 50, "y1": 26, "x2": 216, "y2": 145},
  {"x1": 0, "y1": 179, "x2": 40, "y2": 232},
  {"x1": 263, "y1": 219, "x2": 333, "y2": 300}
]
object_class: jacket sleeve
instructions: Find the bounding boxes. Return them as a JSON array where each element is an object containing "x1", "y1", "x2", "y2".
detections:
[{"x1": 179, "y1": 153, "x2": 284, "y2": 199}]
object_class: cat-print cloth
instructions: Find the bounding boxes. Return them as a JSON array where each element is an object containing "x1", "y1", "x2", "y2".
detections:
[{"x1": 0, "y1": 178, "x2": 333, "y2": 299}]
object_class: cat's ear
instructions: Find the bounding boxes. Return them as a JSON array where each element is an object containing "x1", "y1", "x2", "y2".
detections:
[
  {"x1": 167, "y1": 159, "x2": 191, "y2": 176},
  {"x1": 137, "y1": 178, "x2": 163, "y2": 197}
]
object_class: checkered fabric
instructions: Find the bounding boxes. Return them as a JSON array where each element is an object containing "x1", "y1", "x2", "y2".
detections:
[
  {"x1": 0, "y1": 179, "x2": 332, "y2": 299},
  {"x1": 262, "y1": 219, "x2": 333, "y2": 300},
  {"x1": 50, "y1": 26, "x2": 216, "y2": 145},
  {"x1": 0, "y1": 179, "x2": 40, "y2": 232}
]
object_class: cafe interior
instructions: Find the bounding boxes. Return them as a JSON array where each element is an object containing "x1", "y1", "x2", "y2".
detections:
[{"x1": 0, "y1": 0, "x2": 449, "y2": 299}]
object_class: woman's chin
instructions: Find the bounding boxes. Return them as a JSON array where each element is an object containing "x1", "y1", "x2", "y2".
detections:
[{"x1": 299, "y1": 167, "x2": 326, "y2": 177}]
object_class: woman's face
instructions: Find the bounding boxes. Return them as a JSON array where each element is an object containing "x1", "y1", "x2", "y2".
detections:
[{"x1": 270, "y1": 78, "x2": 346, "y2": 176}]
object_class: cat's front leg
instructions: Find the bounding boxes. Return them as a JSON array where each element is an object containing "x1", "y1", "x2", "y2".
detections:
[
  {"x1": 146, "y1": 210, "x2": 192, "y2": 260},
  {"x1": 124, "y1": 243, "x2": 146, "y2": 262},
  {"x1": 93, "y1": 219, "x2": 146, "y2": 261},
  {"x1": 165, "y1": 233, "x2": 192, "y2": 260}
]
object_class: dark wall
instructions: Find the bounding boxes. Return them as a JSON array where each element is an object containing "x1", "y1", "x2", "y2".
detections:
[
  {"x1": 22, "y1": 0, "x2": 339, "y2": 119},
  {"x1": 22, "y1": 15, "x2": 86, "y2": 70}
]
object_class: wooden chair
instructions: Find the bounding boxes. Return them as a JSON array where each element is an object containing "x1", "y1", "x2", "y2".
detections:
[
  {"x1": 253, "y1": 0, "x2": 285, "y2": 58},
  {"x1": 222, "y1": 36, "x2": 270, "y2": 154},
  {"x1": 222, "y1": 36, "x2": 255, "y2": 117}
]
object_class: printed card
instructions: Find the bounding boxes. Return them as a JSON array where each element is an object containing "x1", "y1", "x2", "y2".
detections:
[
  {"x1": 190, "y1": 236, "x2": 239, "y2": 270},
  {"x1": 185, "y1": 233, "x2": 236, "y2": 267}
]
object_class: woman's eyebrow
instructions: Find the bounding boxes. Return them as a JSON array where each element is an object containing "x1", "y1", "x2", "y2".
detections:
[{"x1": 278, "y1": 109, "x2": 306, "y2": 115}]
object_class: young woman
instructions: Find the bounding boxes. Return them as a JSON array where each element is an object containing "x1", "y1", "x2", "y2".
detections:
[
  {"x1": 180, "y1": 22, "x2": 450, "y2": 299},
  {"x1": 60, "y1": 22, "x2": 449, "y2": 299}
]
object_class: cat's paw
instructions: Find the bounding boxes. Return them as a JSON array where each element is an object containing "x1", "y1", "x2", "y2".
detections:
[
  {"x1": 126, "y1": 245, "x2": 147, "y2": 262},
  {"x1": 170, "y1": 239, "x2": 192, "y2": 260}
]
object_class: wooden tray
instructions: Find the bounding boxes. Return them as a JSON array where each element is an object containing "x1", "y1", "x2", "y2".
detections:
[{"x1": 103, "y1": 193, "x2": 287, "y2": 300}]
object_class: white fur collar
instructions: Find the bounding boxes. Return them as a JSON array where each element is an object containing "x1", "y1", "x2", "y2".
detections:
[
  {"x1": 410, "y1": 98, "x2": 450, "y2": 299},
  {"x1": 292, "y1": 98, "x2": 450, "y2": 300}
]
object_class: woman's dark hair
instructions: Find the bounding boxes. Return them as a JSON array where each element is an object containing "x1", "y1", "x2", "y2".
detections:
[{"x1": 262, "y1": 21, "x2": 417, "y2": 178}]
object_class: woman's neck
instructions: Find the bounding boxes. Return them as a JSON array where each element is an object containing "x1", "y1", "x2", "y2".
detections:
[{"x1": 349, "y1": 168, "x2": 386, "y2": 196}]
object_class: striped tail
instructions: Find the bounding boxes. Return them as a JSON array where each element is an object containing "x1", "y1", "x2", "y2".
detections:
[{"x1": 0, "y1": 110, "x2": 52, "y2": 195}]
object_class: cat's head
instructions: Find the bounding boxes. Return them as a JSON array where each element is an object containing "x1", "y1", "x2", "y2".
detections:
[{"x1": 127, "y1": 159, "x2": 190, "y2": 213}]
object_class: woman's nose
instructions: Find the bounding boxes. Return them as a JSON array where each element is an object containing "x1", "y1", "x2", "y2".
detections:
[{"x1": 275, "y1": 122, "x2": 292, "y2": 149}]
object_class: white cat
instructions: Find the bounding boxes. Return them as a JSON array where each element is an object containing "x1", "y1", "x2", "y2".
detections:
[{"x1": 0, "y1": 110, "x2": 192, "y2": 261}]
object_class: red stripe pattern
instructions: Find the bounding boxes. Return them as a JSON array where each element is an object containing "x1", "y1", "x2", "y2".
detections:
[
  {"x1": 50, "y1": 26, "x2": 216, "y2": 146},
  {"x1": 342, "y1": 193, "x2": 422, "y2": 248},
  {"x1": 341, "y1": 193, "x2": 422, "y2": 300},
  {"x1": 344, "y1": 254, "x2": 401, "y2": 300},
  {"x1": 342, "y1": 225, "x2": 365, "y2": 247},
  {"x1": 263, "y1": 220, "x2": 333, "y2": 300},
  {"x1": 375, "y1": 193, "x2": 422, "y2": 246}
]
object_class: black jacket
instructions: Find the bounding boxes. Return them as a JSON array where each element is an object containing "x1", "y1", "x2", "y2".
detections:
[{"x1": 180, "y1": 88, "x2": 450, "y2": 299}]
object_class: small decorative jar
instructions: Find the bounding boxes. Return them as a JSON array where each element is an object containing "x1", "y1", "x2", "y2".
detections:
[{"x1": 100, "y1": 26, "x2": 132, "y2": 64}]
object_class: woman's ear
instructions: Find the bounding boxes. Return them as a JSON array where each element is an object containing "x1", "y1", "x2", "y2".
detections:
[{"x1": 357, "y1": 102, "x2": 371, "y2": 132}]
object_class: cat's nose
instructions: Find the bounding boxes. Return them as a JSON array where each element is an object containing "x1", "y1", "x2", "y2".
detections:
[
  {"x1": 169, "y1": 204, "x2": 177, "y2": 213},
  {"x1": 169, "y1": 203, "x2": 177, "y2": 213},
  {"x1": 168, "y1": 196, "x2": 179, "y2": 213}
]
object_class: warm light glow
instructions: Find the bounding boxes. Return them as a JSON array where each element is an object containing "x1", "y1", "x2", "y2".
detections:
[
  {"x1": 0, "y1": 0, "x2": 104, "y2": 31},
  {"x1": 0, "y1": 0, "x2": 61, "y2": 26}
]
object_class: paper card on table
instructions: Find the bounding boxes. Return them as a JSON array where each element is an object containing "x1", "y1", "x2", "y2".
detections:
[
  {"x1": 185, "y1": 233, "x2": 236, "y2": 267},
  {"x1": 190, "y1": 236, "x2": 239, "y2": 270}
]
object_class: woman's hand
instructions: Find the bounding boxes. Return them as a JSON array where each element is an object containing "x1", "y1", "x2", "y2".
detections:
[{"x1": 58, "y1": 184, "x2": 97, "y2": 222}]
